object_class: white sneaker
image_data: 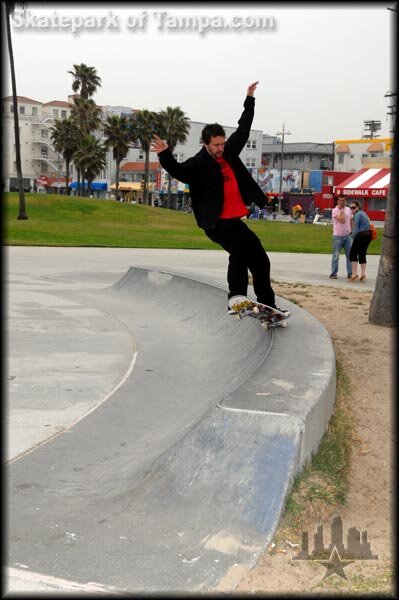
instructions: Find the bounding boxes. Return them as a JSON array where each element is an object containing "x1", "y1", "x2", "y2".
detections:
[{"x1": 228, "y1": 295, "x2": 254, "y2": 313}]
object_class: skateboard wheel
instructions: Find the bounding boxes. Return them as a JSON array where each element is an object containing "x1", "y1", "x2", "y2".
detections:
[
  {"x1": 281, "y1": 320, "x2": 287, "y2": 327},
  {"x1": 253, "y1": 306, "x2": 260, "y2": 314}
]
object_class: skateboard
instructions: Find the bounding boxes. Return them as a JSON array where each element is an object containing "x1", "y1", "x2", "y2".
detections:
[{"x1": 229, "y1": 300, "x2": 290, "y2": 329}]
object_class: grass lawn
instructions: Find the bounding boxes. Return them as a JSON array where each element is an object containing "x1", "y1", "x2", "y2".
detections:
[{"x1": 4, "y1": 193, "x2": 382, "y2": 254}]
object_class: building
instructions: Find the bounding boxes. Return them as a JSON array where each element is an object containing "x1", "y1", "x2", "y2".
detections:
[
  {"x1": 2, "y1": 95, "x2": 263, "y2": 202},
  {"x1": 2, "y1": 95, "x2": 74, "y2": 192},
  {"x1": 262, "y1": 137, "x2": 334, "y2": 171},
  {"x1": 111, "y1": 161, "x2": 159, "y2": 202},
  {"x1": 333, "y1": 138, "x2": 393, "y2": 172}
]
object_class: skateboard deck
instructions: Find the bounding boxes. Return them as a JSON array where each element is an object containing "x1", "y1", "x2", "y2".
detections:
[{"x1": 229, "y1": 300, "x2": 290, "y2": 329}]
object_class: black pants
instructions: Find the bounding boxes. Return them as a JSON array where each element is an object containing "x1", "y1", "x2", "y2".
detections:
[
  {"x1": 205, "y1": 218, "x2": 275, "y2": 307},
  {"x1": 349, "y1": 230, "x2": 372, "y2": 264}
]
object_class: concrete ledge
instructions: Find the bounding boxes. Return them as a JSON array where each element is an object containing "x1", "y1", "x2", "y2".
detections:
[{"x1": 7, "y1": 267, "x2": 336, "y2": 592}]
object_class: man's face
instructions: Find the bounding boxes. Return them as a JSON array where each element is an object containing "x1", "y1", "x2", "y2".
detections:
[
  {"x1": 338, "y1": 196, "x2": 346, "y2": 208},
  {"x1": 204, "y1": 136, "x2": 225, "y2": 159}
]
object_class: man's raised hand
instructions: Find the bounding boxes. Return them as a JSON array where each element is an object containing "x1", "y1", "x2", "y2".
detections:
[
  {"x1": 151, "y1": 134, "x2": 168, "y2": 154},
  {"x1": 247, "y1": 81, "x2": 259, "y2": 97}
]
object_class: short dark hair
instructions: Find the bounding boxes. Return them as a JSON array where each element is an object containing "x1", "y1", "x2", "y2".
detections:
[{"x1": 201, "y1": 123, "x2": 226, "y2": 144}]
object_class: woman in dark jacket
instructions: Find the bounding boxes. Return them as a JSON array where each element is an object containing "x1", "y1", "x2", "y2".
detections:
[{"x1": 348, "y1": 201, "x2": 372, "y2": 282}]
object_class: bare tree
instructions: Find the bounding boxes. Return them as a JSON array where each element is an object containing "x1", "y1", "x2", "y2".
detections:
[
  {"x1": 4, "y1": 2, "x2": 28, "y2": 219},
  {"x1": 369, "y1": 107, "x2": 397, "y2": 327}
]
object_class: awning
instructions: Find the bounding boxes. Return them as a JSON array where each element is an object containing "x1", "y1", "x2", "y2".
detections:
[
  {"x1": 335, "y1": 144, "x2": 350, "y2": 153},
  {"x1": 110, "y1": 182, "x2": 140, "y2": 191},
  {"x1": 69, "y1": 181, "x2": 107, "y2": 190},
  {"x1": 367, "y1": 142, "x2": 383, "y2": 153},
  {"x1": 110, "y1": 182, "x2": 155, "y2": 191},
  {"x1": 334, "y1": 168, "x2": 390, "y2": 198}
]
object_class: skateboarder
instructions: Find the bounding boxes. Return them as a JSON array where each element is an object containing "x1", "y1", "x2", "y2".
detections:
[{"x1": 151, "y1": 82, "x2": 288, "y2": 314}]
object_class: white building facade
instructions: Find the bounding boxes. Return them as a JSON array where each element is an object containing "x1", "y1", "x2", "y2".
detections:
[
  {"x1": 2, "y1": 95, "x2": 263, "y2": 196},
  {"x1": 334, "y1": 138, "x2": 393, "y2": 172}
]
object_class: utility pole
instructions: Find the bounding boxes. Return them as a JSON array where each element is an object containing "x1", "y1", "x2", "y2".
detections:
[
  {"x1": 385, "y1": 91, "x2": 397, "y2": 135},
  {"x1": 275, "y1": 123, "x2": 292, "y2": 214},
  {"x1": 362, "y1": 120, "x2": 382, "y2": 139}
]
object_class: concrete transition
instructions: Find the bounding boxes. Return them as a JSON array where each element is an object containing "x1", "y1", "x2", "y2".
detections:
[{"x1": 6, "y1": 267, "x2": 336, "y2": 593}]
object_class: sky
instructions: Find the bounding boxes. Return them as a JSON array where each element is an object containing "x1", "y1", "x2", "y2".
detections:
[{"x1": 3, "y1": 2, "x2": 395, "y2": 143}]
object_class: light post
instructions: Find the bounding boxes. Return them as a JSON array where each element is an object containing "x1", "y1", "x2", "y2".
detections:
[{"x1": 275, "y1": 123, "x2": 292, "y2": 214}]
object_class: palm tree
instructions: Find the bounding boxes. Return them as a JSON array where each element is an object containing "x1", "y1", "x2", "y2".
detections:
[
  {"x1": 158, "y1": 106, "x2": 190, "y2": 208},
  {"x1": 50, "y1": 118, "x2": 80, "y2": 196},
  {"x1": 129, "y1": 110, "x2": 159, "y2": 205},
  {"x1": 369, "y1": 106, "x2": 397, "y2": 327},
  {"x1": 68, "y1": 63, "x2": 102, "y2": 100},
  {"x1": 71, "y1": 98, "x2": 102, "y2": 135},
  {"x1": 103, "y1": 115, "x2": 130, "y2": 201},
  {"x1": 4, "y1": 1, "x2": 27, "y2": 219},
  {"x1": 71, "y1": 98, "x2": 102, "y2": 196},
  {"x1": 73, "y1": 135, "x2": 107, "y2": 196}
]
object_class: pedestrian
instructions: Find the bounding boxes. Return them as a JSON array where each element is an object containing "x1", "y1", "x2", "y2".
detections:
[
  {"x1": 348, "y1": 200, "x2": 373, "y2": 282},
  {"x1": 329, "y1": 193, "x2": 353, "y2": 280},
  {"x1": 151, "y1": 82, "x2": 288, "y2": 314}
]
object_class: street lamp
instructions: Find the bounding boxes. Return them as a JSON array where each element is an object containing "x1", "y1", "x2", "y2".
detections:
[{"x1": 275, "y1": 123, "x2": 292, "y2": 214}]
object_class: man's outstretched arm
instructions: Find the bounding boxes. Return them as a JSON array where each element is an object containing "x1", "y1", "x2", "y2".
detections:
[
  {"x1": 151, "y1": 134, "x2": 193, "y2": 183},
  {"x1": 225, "y1": 81, "x2": 259, "y2": 155}
]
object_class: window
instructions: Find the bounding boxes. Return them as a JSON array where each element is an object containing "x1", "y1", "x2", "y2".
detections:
[
  {"x1": 19, "y1": 106, "x2": 25, "y2": 115},
  {"x1": 10, "y1": 105, "x2": 14, "y2": 113},
  {"x1": 338, "y1": 154, "x2": 344, "y2": 164},
  {"x1": 138, "y1": 150, "x2": 144, "y2": 161},
  {"x1": 41, "y1": 163, "x2": 48, "y2": 172},
  {"x1": 53, "y1": 109, "x2": 59, "y2": 117},
  {"x1": 322, "y1": 175, "x2": 334, "y2": 186},
  {"x1": 309, "y1": 155, "x2": 313, "y2": 162},
  {"x1": 173, "y1": 153, "x2": 184, "y2": 162},
  {"x1": 245, "y1": 158, "x2": 256, "y2": 168},
  {"x1": 362, "y1": 153, "x2": 369, "y2": 157},
  {"x1": 32, "y1": 106, "x2": 38, "y2": 116},
  {"x1": 61, "y1": 110, "x2": 67, "y2": 118},
  {"x1": 246, "y1": 140, "x2": 257, "y2": 149},
  {"x1": 41, "y1": 148, "x2": 48, "y2": 158},
  {"x1": 367, "y1": 198, "x2": 386, "y2": 211},
  {"x1": 41, "y1": 129, "x2": 48, "y2": 139}
]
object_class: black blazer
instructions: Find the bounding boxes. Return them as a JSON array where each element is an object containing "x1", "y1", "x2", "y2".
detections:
[{"x1": 157, "y1": 95, "x2": 266, "y2": 230}]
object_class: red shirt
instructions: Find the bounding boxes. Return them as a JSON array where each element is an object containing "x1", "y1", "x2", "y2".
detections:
[{"x1": 216, "y1": 156, "x2": 249, "y2": 219}]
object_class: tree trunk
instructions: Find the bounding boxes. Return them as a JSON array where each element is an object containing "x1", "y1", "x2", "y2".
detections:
[
  {"x1": 115, "y1": 159, "x2": 120, "y2": 201},
  {"x1": 167, "y1": 175, "x2": 173, "y2": 209},
  {"x1": 143, "y1": 149, "x2": 150, "y2": 205},
  {"x1": 66, "y1": 159, "x2": 70, "y2": 196},
  {"x1": 167, "y1": 143, "x2": 175, "y2": 209},
  {"x1": 6, "y1": 5, "x2": 28, "y2": 220},
  {"x1": 369, "y1": 109, "x2": 398, "y2": 327}
]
